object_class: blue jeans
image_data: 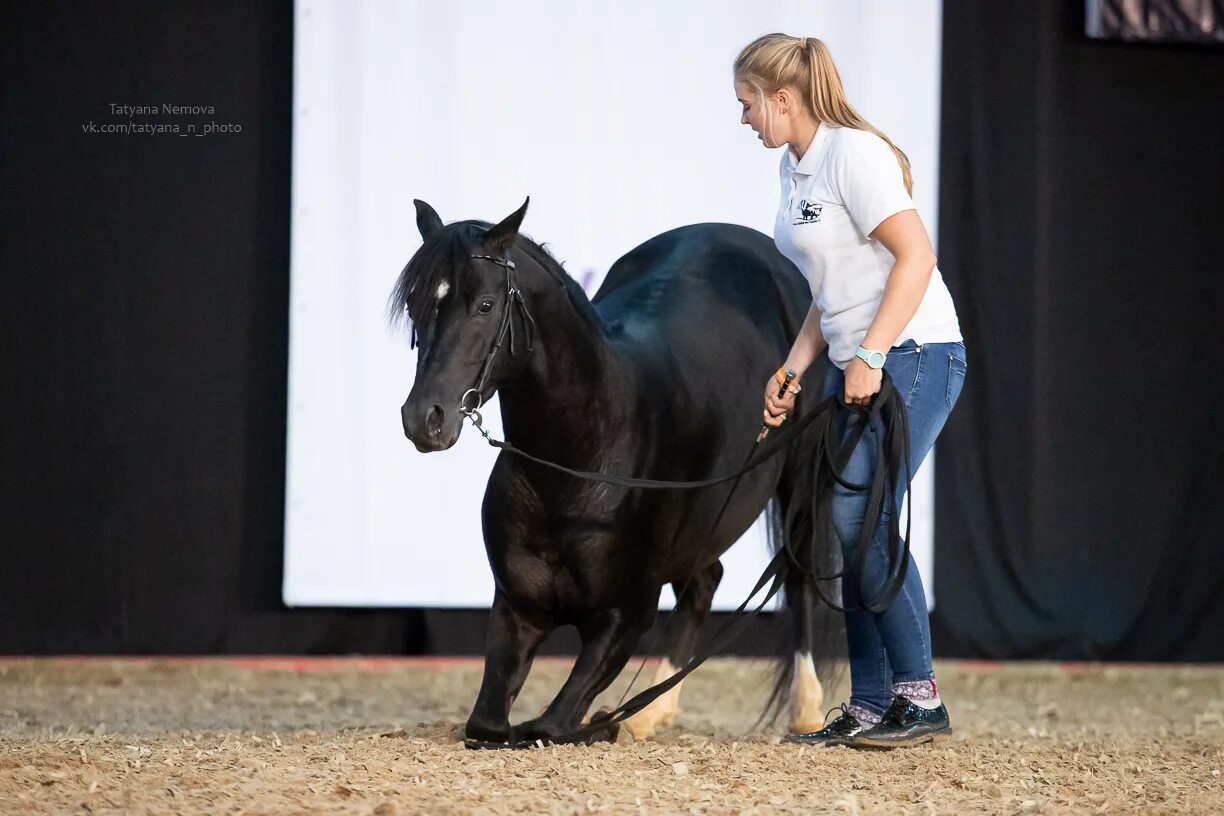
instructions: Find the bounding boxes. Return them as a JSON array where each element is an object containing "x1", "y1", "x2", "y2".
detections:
[{"x1": 820, "y1": 340, "x2": 967, "y2": 714}]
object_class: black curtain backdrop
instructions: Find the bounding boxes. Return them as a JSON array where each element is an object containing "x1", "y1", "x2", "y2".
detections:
[
  {"x1": 2, "y1": 1, "x2": 1221, "y2": 659},
  {"x1": 0, "y1": 0, "x2": 420, "y2": 654},
  {"x1": 932, "y1": 0, "x2": 1224, "y2": 660}
]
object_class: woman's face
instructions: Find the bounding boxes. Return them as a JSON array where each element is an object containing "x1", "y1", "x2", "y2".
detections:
[{"x1": 735, "y1": 79, "x2": 782, "y2": 148}]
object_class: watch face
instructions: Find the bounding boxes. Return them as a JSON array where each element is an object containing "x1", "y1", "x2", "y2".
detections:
[{"x1": 869, "y1": 351, "x2": 886, "y2": 368}]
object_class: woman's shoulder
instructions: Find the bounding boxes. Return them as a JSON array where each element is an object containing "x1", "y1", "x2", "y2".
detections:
[
  {"x1": 827, "y1": 126, "x2": 893, "y2": 160},
  {"x1": 825, "y1": 127, "x2": 902, "y2": 192}
]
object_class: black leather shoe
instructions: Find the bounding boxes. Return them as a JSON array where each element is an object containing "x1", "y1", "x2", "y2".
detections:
[
  {"x1": 783, "y1": 704, "x2": 867, "y2": 747},
  {"x1": 848, "y1": 696, "x2": 951, "y2": 749}
]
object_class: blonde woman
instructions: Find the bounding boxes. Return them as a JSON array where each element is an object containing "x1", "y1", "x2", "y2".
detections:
[{"x1": 735, "y1": 34, "x2": 966, "y2": 749}]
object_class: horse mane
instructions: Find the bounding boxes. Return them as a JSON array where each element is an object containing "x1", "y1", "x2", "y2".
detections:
[{"x1": 387, "y1": 220, "x2": 603, "y2": 347}]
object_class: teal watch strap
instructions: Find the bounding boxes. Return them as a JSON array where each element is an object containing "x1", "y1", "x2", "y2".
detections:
[{"x1": 855, "y1": 346, "x2": 887, "y2": 369}]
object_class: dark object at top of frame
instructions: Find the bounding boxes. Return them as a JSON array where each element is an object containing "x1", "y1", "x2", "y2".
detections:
[{"x1": 1086, "y1": 0, "x2": 1224, "y2": 44}]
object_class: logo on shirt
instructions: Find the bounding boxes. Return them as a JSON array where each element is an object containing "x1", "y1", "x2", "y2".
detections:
[{"x1": 792, "y1": 199, "x2": 823, "y2": 225}]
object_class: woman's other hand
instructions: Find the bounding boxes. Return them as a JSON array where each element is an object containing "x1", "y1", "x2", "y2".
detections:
[{"x1": 844, "y1": 357, "x2": 883, "y2": 406}]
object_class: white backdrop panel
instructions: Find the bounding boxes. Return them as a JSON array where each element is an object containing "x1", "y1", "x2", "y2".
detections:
[{"x1": 285, "y1": 0, "x2": 943, "y2": 610}]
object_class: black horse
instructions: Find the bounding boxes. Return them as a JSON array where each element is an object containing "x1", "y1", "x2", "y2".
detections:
[{"x1": 392, "y1": 197, "x2": 840, "y2": 745}]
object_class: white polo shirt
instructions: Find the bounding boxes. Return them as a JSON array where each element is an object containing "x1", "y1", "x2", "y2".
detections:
[{"x1": 773, "y1": 124, "x2": 962, "y2": 370}]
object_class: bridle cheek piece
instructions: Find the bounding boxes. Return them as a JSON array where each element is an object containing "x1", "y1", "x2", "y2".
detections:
[{"x1": 458, "y1": 252, "x2": 538, "y2": 434}]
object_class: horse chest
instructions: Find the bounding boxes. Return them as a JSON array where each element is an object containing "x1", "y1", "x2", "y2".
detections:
[
  {"x1": 488, "y1": 509, "x2": 658, "y2": 612},
  {"x1": 484, "y1": 460, "x2": 684, "y2": 610}
]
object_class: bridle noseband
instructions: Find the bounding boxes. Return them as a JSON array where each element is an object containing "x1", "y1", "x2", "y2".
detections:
[{"x1": 457, "y1": 251, "x2": 537, "y2": 434}]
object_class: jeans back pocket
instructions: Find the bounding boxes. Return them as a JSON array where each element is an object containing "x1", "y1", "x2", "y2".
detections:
[{"x1": 945, "y1": 354, "x2": 967, "y2": 408}]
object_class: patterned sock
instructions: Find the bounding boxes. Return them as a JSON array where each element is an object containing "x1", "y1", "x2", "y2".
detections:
[
  {"x1": 893, "y1": 678, "x2": 942, "y2": 710},
  {"x1": 847, "y1": 703, "x2": 883, "y2": 725}
]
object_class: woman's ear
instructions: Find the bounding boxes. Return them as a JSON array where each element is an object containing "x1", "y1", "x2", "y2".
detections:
[{"x1": 776, "y1": 88, "x2": 793, "y2": 116}]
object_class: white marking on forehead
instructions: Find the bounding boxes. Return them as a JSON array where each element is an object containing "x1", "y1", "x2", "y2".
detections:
[{"x1": 434, "y1": 280, "x2": 450, "y2": 300}]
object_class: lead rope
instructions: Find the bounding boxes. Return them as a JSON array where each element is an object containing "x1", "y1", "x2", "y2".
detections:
[
  {"x1": 612, "y1": 572, "x2": 697, "y2": 715},
  {"x1": 611, "y1": 371, "x2": 797, "y2": 712},
  {"x1": 461, "y1": 379, "x2": 914, "y2": 609},
  {"x1": 454, "y1": 250, "x2": 912, "y2": 746},
  {"x1": 459, "y1": 380, "x2": 914, "y2": 748}
]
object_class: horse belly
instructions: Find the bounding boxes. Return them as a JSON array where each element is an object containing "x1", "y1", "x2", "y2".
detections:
[{"x1": 664, "y1": 465, "x2": 781, "y2": 575}]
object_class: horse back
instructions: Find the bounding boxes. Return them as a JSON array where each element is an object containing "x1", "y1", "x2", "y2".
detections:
[{"x1": 591, "y1": 223, "x2": 810, "y2": 347}]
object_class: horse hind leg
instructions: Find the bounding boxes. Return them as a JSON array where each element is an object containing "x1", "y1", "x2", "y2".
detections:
[
  {"x1": 623, "y1": 560, "x2": 723, "y2": 741},
  {"x1": 771, "y1": 443, "x2": 844, "y2": 734},
  {"x1": 785, "y1": 571, "x2": 827, "y2": 733}
]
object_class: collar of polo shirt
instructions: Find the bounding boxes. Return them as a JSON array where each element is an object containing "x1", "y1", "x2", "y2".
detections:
[{"x1": 784, "y1": 123, "x2": 835, "y2": 176}]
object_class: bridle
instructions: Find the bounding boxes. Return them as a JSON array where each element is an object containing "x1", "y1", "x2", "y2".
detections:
[{"x1": 456, "y1": 251, "x2": 537, "y2": 433}]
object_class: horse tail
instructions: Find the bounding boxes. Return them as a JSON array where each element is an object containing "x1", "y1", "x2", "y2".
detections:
[{"x1": 758, "y1": 388, "x2": 847, "y2": 730}]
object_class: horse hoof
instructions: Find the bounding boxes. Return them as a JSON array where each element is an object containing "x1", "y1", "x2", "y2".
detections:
[
  {"x1": 511, "y1": 713, "x2": 619, "y2": 747},
  {"x1": 464, "y1": 718, "x2": 511, "y2": 746},
  {"x1": 465, "y1": 738, "x2": 522, "y2": 751},
  {"x1": 622, "y1": 719, "x2": 655, "y2": 741},
  {"x1": 622, "y1": 705, "x2": 675, "y2": 741},
  {"x1": 509, "y1": 717, "x2": 554, "y2": 747},
  {"x1": 585, "y1": 710, "x2": 620, "y2": 745}
]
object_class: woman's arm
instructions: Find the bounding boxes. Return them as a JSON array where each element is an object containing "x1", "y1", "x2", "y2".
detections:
[
  {"x1": 785, "y1": 303, "x2": 828, "y2": 379},
  {"x1": 843, "y1": 208, "x2": 938, "y2": 404},
  {"x1": 763, "y1": 303, "x2": 826, "y2": 428},
  {"x1": 859, "y1": 209, "x2": 938, "y2": 353}
]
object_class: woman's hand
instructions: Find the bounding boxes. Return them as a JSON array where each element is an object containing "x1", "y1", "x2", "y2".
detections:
[
  {"x1": 844, "y1": 357, "x2": 883, "y2": 406},
  {"x1": 763, "y1": 374, "x2": 798, "y2": 428}
]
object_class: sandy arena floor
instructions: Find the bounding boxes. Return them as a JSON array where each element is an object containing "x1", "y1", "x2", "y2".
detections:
[{"x1": 1, "y1": 657, "x2": 1222, "y2": 814}]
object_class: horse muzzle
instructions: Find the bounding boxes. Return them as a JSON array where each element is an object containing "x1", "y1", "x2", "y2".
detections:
[{"x1": 401, "y1": 398, "x2": 461, "y2": 452}]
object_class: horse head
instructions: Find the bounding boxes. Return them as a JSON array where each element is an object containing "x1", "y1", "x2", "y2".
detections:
[{"x1": 391, "y1": 197, "x2": 538, "y2": 452}]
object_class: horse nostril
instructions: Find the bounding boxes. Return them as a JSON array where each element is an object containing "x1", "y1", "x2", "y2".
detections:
[{"x1": 425, "y1": 404, "x2": 445, "y2": 437}]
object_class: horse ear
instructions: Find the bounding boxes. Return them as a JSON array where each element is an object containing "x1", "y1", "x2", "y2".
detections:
[
  {"x1": 485, "y1": 196, "x2": 530, "y2": 253},
  {"x1": 414, "y1": 199, "x2": 444, "y2": 240}
]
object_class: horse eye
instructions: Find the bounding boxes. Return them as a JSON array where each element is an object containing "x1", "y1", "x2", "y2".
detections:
[{"x1": 478, "y1": 300, "x2": 494, "y2": 315}]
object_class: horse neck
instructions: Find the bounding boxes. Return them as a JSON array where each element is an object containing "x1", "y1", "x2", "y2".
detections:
[{"x1": 496, "y1": 267, "x2": 627, "y2": 466}]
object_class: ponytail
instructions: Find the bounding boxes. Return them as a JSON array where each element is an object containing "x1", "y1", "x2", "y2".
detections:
[{"x1": 736, "y1": 34, "x2": 914, "y2": 195}]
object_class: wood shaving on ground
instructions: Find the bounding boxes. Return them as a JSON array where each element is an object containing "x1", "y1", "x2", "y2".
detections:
[{"x1": 1, "y1": 658, "x2": 1222, "y2": 814}]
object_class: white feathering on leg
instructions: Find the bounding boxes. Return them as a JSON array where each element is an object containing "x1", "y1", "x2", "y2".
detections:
[
  {"x1": 623, "y1": 658, "x2": 684, "y2": 741},
  {"x1": 789, "y1": 651, "x2": 825, "y2": 733}
]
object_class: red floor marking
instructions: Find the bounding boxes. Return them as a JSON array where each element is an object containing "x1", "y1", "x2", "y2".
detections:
[
  {"x1": 0, "y1": 656, "x2": 484, "y2": 671},
  {"x1": 0, "y1": 656, "x2": 668, "y2": 668},
  {"x1": 0, "y1": 656, "x2": 1213, "y2": 671}
]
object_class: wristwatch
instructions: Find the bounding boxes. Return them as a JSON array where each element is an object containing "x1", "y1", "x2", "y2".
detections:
[{"x1": 855, "y1": 346, "x2": 887, "y2": 369}]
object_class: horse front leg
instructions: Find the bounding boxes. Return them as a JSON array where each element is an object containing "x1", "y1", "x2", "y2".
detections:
[
  {"x1": 465, "y1": 591, "x2": 549, "y2": 745},
  {"x1": 512, "y1": 605, "x2": 655, "y2": 745}
]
